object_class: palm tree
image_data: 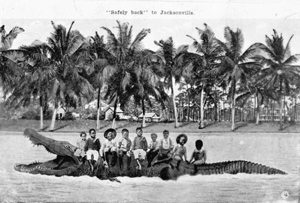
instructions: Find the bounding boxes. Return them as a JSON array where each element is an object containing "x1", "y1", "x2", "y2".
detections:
[
  {"x1": 130, "y1": 50, "x2": 168, "y2": 127},
  {"x1": 84, "y1": 32, "x2": 110, "y2": 129},
  {"x1": 0, "y1": 25, "x2": 25, "y2": 95},
  {"x1": 235, "y1": 82, "x2": 268, "y2": 125},
  {"x1": 47, "y1": 21, "x2": 94, "y2": 131},
  {"x1": 0, "y1": 25, "x2": 24, "y2": 51},
  {"x1": 6, "y1": 40, "x2": 55, "y2": 130},
  {"x1": 154, "y1": 37, "x2": 194, "y2": 128},
  {"x1": 101, "y1": 21, "x2": 151, "y2": 129},
  {"x1": 253, "y1": 30, "x2": 300, "y2": 130},
  {"x1": 187, "y1": 23, "x2": 223, "y2": 128},
  {"x1": 217, "y1": 26, "x2": 261, "y2": 131}
]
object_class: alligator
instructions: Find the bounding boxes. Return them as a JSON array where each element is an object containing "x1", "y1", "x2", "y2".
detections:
[{"x1": 14, "y1": 128, "x2": 287, "y2": 181}]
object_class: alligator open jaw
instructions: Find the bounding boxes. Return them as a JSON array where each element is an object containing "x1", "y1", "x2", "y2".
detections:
[{"x1": 14, "y1": 128, "x2": 80, "y2": 176}]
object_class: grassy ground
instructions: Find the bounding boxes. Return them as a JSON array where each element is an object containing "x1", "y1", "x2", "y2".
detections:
[{"x1": 0, "y1": 119, "x2": 300, "y2": 133}]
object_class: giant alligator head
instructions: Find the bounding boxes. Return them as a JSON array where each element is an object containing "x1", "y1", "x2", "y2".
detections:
[{"x1": 14, "y1": 128, "x2": 82, "y2": 176}]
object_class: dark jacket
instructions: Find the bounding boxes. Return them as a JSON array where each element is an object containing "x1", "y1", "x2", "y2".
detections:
[{"x1": 84, "y1": 138, "x2": 101, "y2": 152}]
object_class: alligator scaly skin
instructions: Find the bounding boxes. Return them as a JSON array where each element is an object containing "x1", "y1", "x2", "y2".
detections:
[{"x1": 195, "y1": 160, "x2": 287, "y2": 175}]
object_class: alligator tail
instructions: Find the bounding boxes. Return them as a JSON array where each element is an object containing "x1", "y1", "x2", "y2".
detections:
[
  {"x1": 195, "y1": 160, "x2": 287, "y2": 175},
  {"x1": 241, "y1": 161, "x2": 287, "y2": 175}
]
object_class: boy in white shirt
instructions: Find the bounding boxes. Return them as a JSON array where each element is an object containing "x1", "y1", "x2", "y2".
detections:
[
  {"x1": 118, "y1": 128, "x2": 132, "y2": 171},
  {"x1": 146, "y1": 133, "x2": 159, "y2": 167},
  {"x1": 157, "y1": 130, "x2": 174, "y2": 161}
]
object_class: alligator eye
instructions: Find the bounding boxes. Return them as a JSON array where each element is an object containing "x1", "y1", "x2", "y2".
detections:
[{"x1": 281, "y1": 191, "x2": 289, "y2": 199}]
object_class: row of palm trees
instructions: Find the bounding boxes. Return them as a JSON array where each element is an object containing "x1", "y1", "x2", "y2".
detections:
[{"x1": 1, "y1": 21, "x2": 300, "y2": 131}]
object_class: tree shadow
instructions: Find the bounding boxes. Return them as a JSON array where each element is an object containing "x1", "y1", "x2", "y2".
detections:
[
  {"x1": 142, "y1": 122, "x2": 157, "y2": 129},
  {"x1": 234, "y1": 122, "x2": 249, "y2": 131},
  {"x1": 50, "y1": 124, "x2": 70, "y2": 132},
  {"x1": 178, "y1": 122, "x2": 193, "y2": 128},
  {"x1": 39, "y1": 126, "x2": 49, "y2": 131},
  {"x1": 281, "y1": 122, "x2": 296, "y2": 131},
  {"x1": 203, "y1": 122, "x2": 216, "y2": 128},
  {"x1": 99, "y1": 123, "x2": 110, "y2": 130},
  {"x1": 115, "y1": 121, "x2": 139, "y2": 130}
]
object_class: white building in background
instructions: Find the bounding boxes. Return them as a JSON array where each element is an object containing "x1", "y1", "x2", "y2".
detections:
[
  {"x1": 138, "y1": 113, "x2": 160, "y2": 122},
  {"x1": 104, "y1": 106, "x2": 124, "y2": 120},
  {"x1": 57, "y1": 108, "x2": 66, "y2": 119}
]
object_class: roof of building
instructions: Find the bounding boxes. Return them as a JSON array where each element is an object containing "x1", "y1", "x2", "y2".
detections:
[
  {"x1": 138, "y1": 113, "x2": 159, "y2": 118},
  {"x1": 105, "y1": 107, "x2": 123, "y2": 113}
]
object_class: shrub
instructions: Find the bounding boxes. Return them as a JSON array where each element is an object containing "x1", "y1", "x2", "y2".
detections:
[
  {"x1": 21, "y1": 110, "x2": 38, "y2": 119},
  {"x1": 35, "y1": 109, "x2": 53, "y2": 120},
  {"x1": 86, "y1": 113, "x2": 105, "y2": 120},
  {"x1": 61, "y1": 112, "x2": 76, "y2": 120}
]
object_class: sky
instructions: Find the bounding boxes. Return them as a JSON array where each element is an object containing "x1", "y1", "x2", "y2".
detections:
[{"x1": 1, "y1": 0, "x2": 300, "y2": 54}]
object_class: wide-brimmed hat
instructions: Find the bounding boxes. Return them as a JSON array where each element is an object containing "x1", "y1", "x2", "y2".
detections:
[
  {"x1": 104, "y1": 128, "x2": 117, "y2": 139},
  {"x1": 176, "y1": 134, "x2": 188, "y2": 144}
]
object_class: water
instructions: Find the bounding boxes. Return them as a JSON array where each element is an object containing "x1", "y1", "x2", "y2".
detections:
[{"x1": 0, "y1": 131, "x2": 299, "y2": 202}]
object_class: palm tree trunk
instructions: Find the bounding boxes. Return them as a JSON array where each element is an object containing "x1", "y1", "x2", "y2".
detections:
[
  {"x1": 231, "y1": 80, "x2": 236, "y2": 131},
  {"x1": 192, "y1": 107, "x2": 195, "y2": 122},
  {"x1": 294, "y1": 97, "x2": 297, "y2": 121},
  {"x1": 96, "y1": 85, "x2": 101, "y2": 129},
  {"x1": 200, "y1": 87, "x2": 204, "y2": 129},
  {"x1": 171, "y1": 75, "x2": 178, "y2": 128},
  {"x1": 39, "y1": 96, "x2": 43, "y2": 130},
  {"x1": 112, "y1": 97, "x2": 118, "y2": 129},
  {"x1": 272, "y1": 100, "x2": 274, "y2": 122},
  {"x1": 182, "y1": 98, "x2": 184, "y2": 122},
  {"x1": 39, "y1": 83, "x2": 43, "y2": 130},
  {"x1": 279, "y1": 96, "x2": 283, "y2": 130},
  {"x1": 50, "y1": 102, "x2": 58, "y2": 131},
  {"x1": 253, "y1": 96, "x2": 255, "y2": 121},
  {"x1": 142, "y1": 98, "x2": 146, "y2": 128},
  {"x1": 255, "y1": 94, "x2": 260, "y2": 125},
  {"x1": 283, "y1": 96, "x2": 286, "y2": 122},
  {"x1": 187, "y1": 92, "x2": 190, "y2": 121},
  {"x1": 231, "y1": 101, "x2": 235, "y2": 131},
  {"x1": 214, "y1": 93, "x2": 218, "y2": 122},
  {"x1": 241, "y1": 107, "x2": 244, "y2": 122},
  {"x1": 279, "y1": 80, "x2": 283, "y2": 130}
]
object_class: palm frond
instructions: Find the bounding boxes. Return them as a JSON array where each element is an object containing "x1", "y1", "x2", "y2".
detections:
[{"x1": 130, "y1": 28, "x2": 150, "y2": 52}]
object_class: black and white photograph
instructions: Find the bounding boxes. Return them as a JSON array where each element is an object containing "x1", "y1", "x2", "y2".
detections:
[{"x1": 1, "y1": 0, "x2": 300, "y2": 202}]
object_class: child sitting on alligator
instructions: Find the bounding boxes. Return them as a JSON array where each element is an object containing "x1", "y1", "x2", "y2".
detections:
[
  {"x1": 171, "y1": 134, "x2": 188, "y2": 170},
  {"x1": 146, "y1": 133, "x2": 159, "y2": 167},
  {"x1": 157, "y1": 130, "x2": 174, "y2": 161},
  {"x1": 117, "y1": 128, "x2": 132, "y2": 172},
  {"x1": 74, "y1": 131, "x2": 87, "y2": 161},
  {"x1": 131, "y1": 127, "x2": 148, "y2": 170},
  {"x1": 101, "y1": 128, "x2": 118, "y2": 167},
  {"x1": 84, "y1": 129, "x2": 101, "y2": 172},
  {"x1": 189, "y1": 139, "x2": 207, "y2": 174}
]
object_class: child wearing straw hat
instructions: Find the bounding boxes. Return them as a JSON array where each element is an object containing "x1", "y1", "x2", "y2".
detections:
[
  {"x1": 101, "y1": 128, "x2": 118, "y2": 167},
  {"x1": 172, "y1": 134, "x2": 188, "y2": 170}
]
